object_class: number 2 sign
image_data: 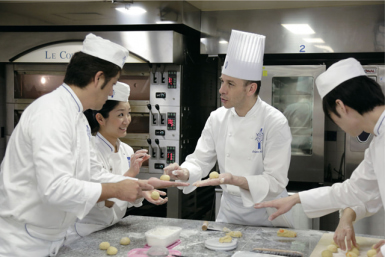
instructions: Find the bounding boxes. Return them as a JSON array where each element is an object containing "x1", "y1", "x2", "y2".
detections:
[{"x1": 299, "y1": 45, "x2": 306, "y2": 53}]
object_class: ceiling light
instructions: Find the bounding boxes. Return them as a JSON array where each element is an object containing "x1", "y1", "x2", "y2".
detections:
[
  {"x1": 314, "y1": 45, "x2": 334, "y2": 52},
  {"x1": 156, "y1": 21, "x2": 174, "y2": 24},
  {"x1": 303, "y1": 38, "x2": 325, "y2": 43},
  {"x1": 116, "y1": 6, "x2": 146, "y2": 15},
  {"x1": 219, "y1": 40, "x2": 228, "y2": 44},
  {"x1": 282, "y1": 24, "x2": 315, "y2": 35}
]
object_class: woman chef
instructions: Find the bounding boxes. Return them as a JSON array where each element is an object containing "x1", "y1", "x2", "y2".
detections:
[
  {"x1": 164, "y1": 30, "x2": 293, "y2": 227},
  {"x1": 65, "y1": 82, "x2": 167, "y2": 244},
  {"x1": 255, "y1": 58, "x2": 385, "y2": 255}
]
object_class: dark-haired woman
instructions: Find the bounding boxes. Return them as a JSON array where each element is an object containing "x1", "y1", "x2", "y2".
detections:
[{"x1": 65, "y1": 82, "x2": 167, "y2": 244}]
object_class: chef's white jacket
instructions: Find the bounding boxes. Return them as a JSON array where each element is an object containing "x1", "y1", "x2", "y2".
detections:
[
  {"x1": 65, "y1": 133, "x2": 143, "y2": 243},
  {"x1": 180, "y1": 97, "x2": 293, "y2": 227},
  {"x1": 299, "y1": 110, "x2": 385, "y2": 255},
  {"x1": 0, "y1": 84, "x2": 133, "y2": 256}
]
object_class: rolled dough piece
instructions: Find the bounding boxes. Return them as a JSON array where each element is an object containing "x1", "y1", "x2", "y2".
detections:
[
  {"x1": 160, "y1": 175, "x2": 170, "y2": 181},
  {"x1": 120, "y1": 237, "x2": 130, "y2": 245},
  {"x1": 367, "y1": 249, "x2": 377, "y2": 257},
  {"x1": 226, "y1": 231, "x2": 242, "y2": 238},
  {"x1": 209, "y1": 172, "x2": 219, "y2": 179},
  {"x1": 321, "y1": 250, "x2": 333, "y2": 257},
  {"x1": 99, "y1": 242, "x2": 110, "y2": 250},
  {"x1": 219, "y1": 235, "x2": 232, "y2": 243},
  {"x1": 107, "y1": 246, "x2": 118, "y2": 255},
  {"x1": 277, "y1": 228, "x2": 297, "y2": 238},
  {"x1": 151, "y1": 191, "x2": 160, "y2": 200},
  {"x1": 327, "y1": 244, "x2": 338, "y2": 253}
]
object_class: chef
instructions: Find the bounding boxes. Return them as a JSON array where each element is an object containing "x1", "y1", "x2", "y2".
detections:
[
  {"x1": 0, "y1": 34, "x2": 186, "y2": 257},
  {"x1": 164, "y1": 30, "x2": 293, "y2": 227},
  {"x1": 254, "y1": 58, "x2": 385, "y2": 255},
  {"x1": 65, "y1": 82, "x2": 167, "y2": 244}
]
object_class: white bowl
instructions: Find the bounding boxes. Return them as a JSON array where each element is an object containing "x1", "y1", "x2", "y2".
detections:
[{"x1": 145, "y1": 226, "x2": 182, "y2": 247}]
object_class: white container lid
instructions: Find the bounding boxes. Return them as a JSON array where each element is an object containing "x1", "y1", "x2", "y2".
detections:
[{"x1": 205, "y1": 237, "x2": 238, "y2": 251}]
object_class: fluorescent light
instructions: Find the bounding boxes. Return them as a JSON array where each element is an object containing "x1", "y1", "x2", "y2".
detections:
[
  {"x1": 314, "y1": 45, "x2": 334, "y2": 52},
  {"x1": 219, "y1": 40, "x2": 228, "y2": 44},
  {"x1": 156, "y1": 21, "x2": 174, "y2": 24},
  {"x1": 115, "y1": 6, "x2": 146, "y2": 15},
  {"x1": 282, "y1": 24, "x2": 315, "y2": 35},
  {"x1": 303, "y1": 38, "x2": 325, "y2": 43}
]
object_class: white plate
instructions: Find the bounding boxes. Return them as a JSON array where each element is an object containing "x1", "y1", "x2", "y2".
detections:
[
  {"x1": 232, "y1": 251, "x2": 282, "y2": 257},
  {"x1": 205, "y1": 237, "x2": 238, "y2": 251}
]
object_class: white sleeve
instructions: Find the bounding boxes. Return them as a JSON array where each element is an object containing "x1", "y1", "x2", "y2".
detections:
[
  {"x1": 30, "y1": 108, "x2": 101, "y2": 220},
  {"x1": 299, "y1": 148, "x2": 380, "y2": 218},
  {"x1": 240, "y1": 117, "x2": 291, "y2": 205},
  {"x1": 180, "y1": 114, "x2": 217, "y2": 194},
  {"x1": 349, "y1": 195, "x2": 383, "y2": 222}
]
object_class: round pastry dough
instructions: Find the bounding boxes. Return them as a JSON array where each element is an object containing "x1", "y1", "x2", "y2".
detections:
[
  {"x1": 99, "y1": 242, "x2": 110, "y2": 250},
  {"x1": 120, "y1": 237, "x2": 130, "y2": 245},
  {"x1": 151, "y1": 191, "x2": 160, "y2": 200},
  {"x1": 346, "y1": 251, "x2": 358, "y2": 257},
  {"x1": 107, "y1": 246, "x2": 118, "y2": 255},
  {"x1": 367, "y1": 249, "x2": 377, "y2": 257},
  {"x1": 209, "y1": 172, "x2": 219, "y2": 179},
  {"x1": 219, "y1": 235, "x2": 232, "y2": 243},
  {"x1": 351, "y1": 247, "x2": 360, "y2": 255},
  {"x1": 327, "y1": 244, "x2": 338, "y2": 253},
  {"x1": 321, "y1": 250, "x2": 333, "y2": 257},
  {"x1": 160, "y1": 175, "x2": 170, "y2": 181}
]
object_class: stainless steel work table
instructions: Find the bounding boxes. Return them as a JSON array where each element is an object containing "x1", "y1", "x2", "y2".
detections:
[{"x1": 57, "y1": 215, "x2": 326, "y2": 257}]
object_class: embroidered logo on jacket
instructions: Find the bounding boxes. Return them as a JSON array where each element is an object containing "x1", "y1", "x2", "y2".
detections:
[
  {"x1": 253, "y1": 128, "x2": 264, "y2": 153},
  {"x1": 127, "y1": 157, "x2": 131, "y2": 168}
]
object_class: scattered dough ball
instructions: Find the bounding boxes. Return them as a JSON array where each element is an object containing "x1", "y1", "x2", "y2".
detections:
[
  {"x1": 367, "y1": 249, "x2": 377, "y2": 257},
  {"x1": 209, "y1": 172, "x2": 219, "y2": 179},
  {"x1": 120, "y1": 237, "x2": 130, "y2": 245},
  {"x1": 151, "y1": 191, "x2": 160, "y2": 200},
  {"x1": 351, "y1": 247, "x2": 360, "y2": 255},
  {"x1": 226, "y1": 231, "x2": 242, "y2": 238},
  {"x1": 277, "y1": 228, "x2": 297, "y2": 238},
  {"x1": 346, "y1": 251, "x2": 358, "y2": 257},
  {"x1": 222, "y1": 227, "x2": 231, "y2": 232},
  {"x1": 327, "y1": 244, "x2": 338, "y2": 253},
  {"x1": 160, "y1": 175, "x2": 170, "y2": 181},
  {"x1": 99, "y1": 242, "x2": 110, "y2": 250},
  {"x1": 219, "y1": 235, "x2": 232, "y2": 243},
  {"x1": 322, "y1": 250, "x2": 333, "y2": 257},
  {"x1": 107, "y1": 246, "x2": 118, "y2": 255},
  {"x1": 331, "y1": 241, "x2": 339, "y2": 247}
]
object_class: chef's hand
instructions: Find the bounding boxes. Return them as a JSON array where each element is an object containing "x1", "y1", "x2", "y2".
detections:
[
  {"x1": 124, "y1": 149, "x2": 150, "y2": 178},
  {"x1": 143, "y1": 190, "x2": 168, "y2": 205},
  {"x1": 374, "y1": 240, "x2": 385, "y2": 257},
  {"x1": 192, "y1": 173, "x2": 233, "y2": 187},
  {"x1": 142, "y1": 177, "x2": 189, "y2": 189},
  {"x1": 100, "y1": 179, "x2": 153, "y2": 203},
  {"x1": 334, "y1": 208, "x2": 358, "y2": 251},
  {"x1": 163, "y1": 163, "x2": 189, "y2": 181},
  {"x1": 254, "y1": 194, "x2": 301, "y2": 221}
]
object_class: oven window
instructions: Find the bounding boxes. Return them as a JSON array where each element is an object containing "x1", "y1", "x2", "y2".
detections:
[
  {"x1": 14, "y1": 72, "x2": 64, "y2": 99},
  {"x1": 272, "y1": 77, "x2": 314, "y2": 156}
]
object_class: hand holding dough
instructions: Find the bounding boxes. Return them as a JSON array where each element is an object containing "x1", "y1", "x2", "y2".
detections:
[
  {"x1": 120, "y1": 237, "x2": 130, "y2": 245},
  {"x1": 99, "y1": 242, "x2": 110, "y2": 250},
  {"x1": 209, "y1": 172, "x2": 219, "y2": 179},
  {"x1": 107, "y1": 246, "x2": 118, "y2": 255},
  {"x1": 151, "y1": 191, "x2": 160, "y2": 200}
]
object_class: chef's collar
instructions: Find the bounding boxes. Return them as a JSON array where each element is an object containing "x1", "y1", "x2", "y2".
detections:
[
  {"x1": 230, "y1": 96, "x2": 261, "y2": 117},
  {"x1": 61, "y1": 83, "x2": 83, "y2": 112},
  {"x1": 95, "y1": 132, "x2": 121, "y2": 156},
  {"x1": 373, "y1": 109, "x2": 385, "y2": 137}
]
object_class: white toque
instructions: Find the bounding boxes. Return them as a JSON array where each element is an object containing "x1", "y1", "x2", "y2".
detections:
[{"x1": 108, "y1": 82, "x2": 130, "y2": 102}]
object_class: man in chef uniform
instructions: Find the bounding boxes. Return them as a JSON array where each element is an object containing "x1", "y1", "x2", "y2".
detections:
[
  {"x1": 254, "y1": 58, "x2": 385, "y2": 255},
  {"x1": 164, "y1": 30, "x2": 294, "y2": 227},
  {"x1": 0, "y1": 34, "x2": 175, "y2": 256}
]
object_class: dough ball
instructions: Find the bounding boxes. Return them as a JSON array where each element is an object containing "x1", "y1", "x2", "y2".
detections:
[
  {"x1": 277, "y1": 228, "x2": 297, "y2": 238},
  {"x1": 327, "y1": 244, "x2": 338, "y2": 253},
  {"x1": 120, "y1": 237, "x2": 130, "y2": 245},
  {"x1": 160, "y1": 175, "x2": 170, "y2": 181},
  {"x1": 346, "y1": 251, "x2": 358, "y2": 257},
  {"x1": 226, "y1": 231, "x2": 242, "y2": 238},
  {"x1": 151, "y1": 191, "x2": 160, "y2": 200},
  {"x1": 331, "y1": 241, "x2": 339, "y2": 247},
  {"x1": 106, "y1": 246, "x2": 118, "y2": 255},
  {"x1": 351, "y1": 247, "x2": 360, "y2": 255},
  {"x1": 99, "y1": 242, "x2": 110, "y2": 250},
  {"x1": 321, "y1": 250, "x2": 333, "y2": 257},
  {"x1": 219, "y1": 235, "x2": 232, "y2": 243},
  {"x1": 367, "y1": 249, "x2": 377, "y2": 257},
  {"x1": 209, "y1": 172, "x2": 219, "y2": 179}
]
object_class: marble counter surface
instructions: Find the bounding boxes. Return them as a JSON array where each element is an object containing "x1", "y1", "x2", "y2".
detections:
[{"x1": 57, "y1": 215, "x2": 325, "y2": 257}]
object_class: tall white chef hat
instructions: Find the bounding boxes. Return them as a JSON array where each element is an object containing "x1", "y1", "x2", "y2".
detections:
[
  {"x1": 316, "y1": 58, "x2": 367, "y2": 99},
  {"x1": 108, "y1": 82, "x2": 130, "y2": 102},
  {"x1": 222, "y1": 30, "x2": 266, "y2": 81},
  {"x1": 82, "y1": 33, "x2": 129, "y2": 69}
]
